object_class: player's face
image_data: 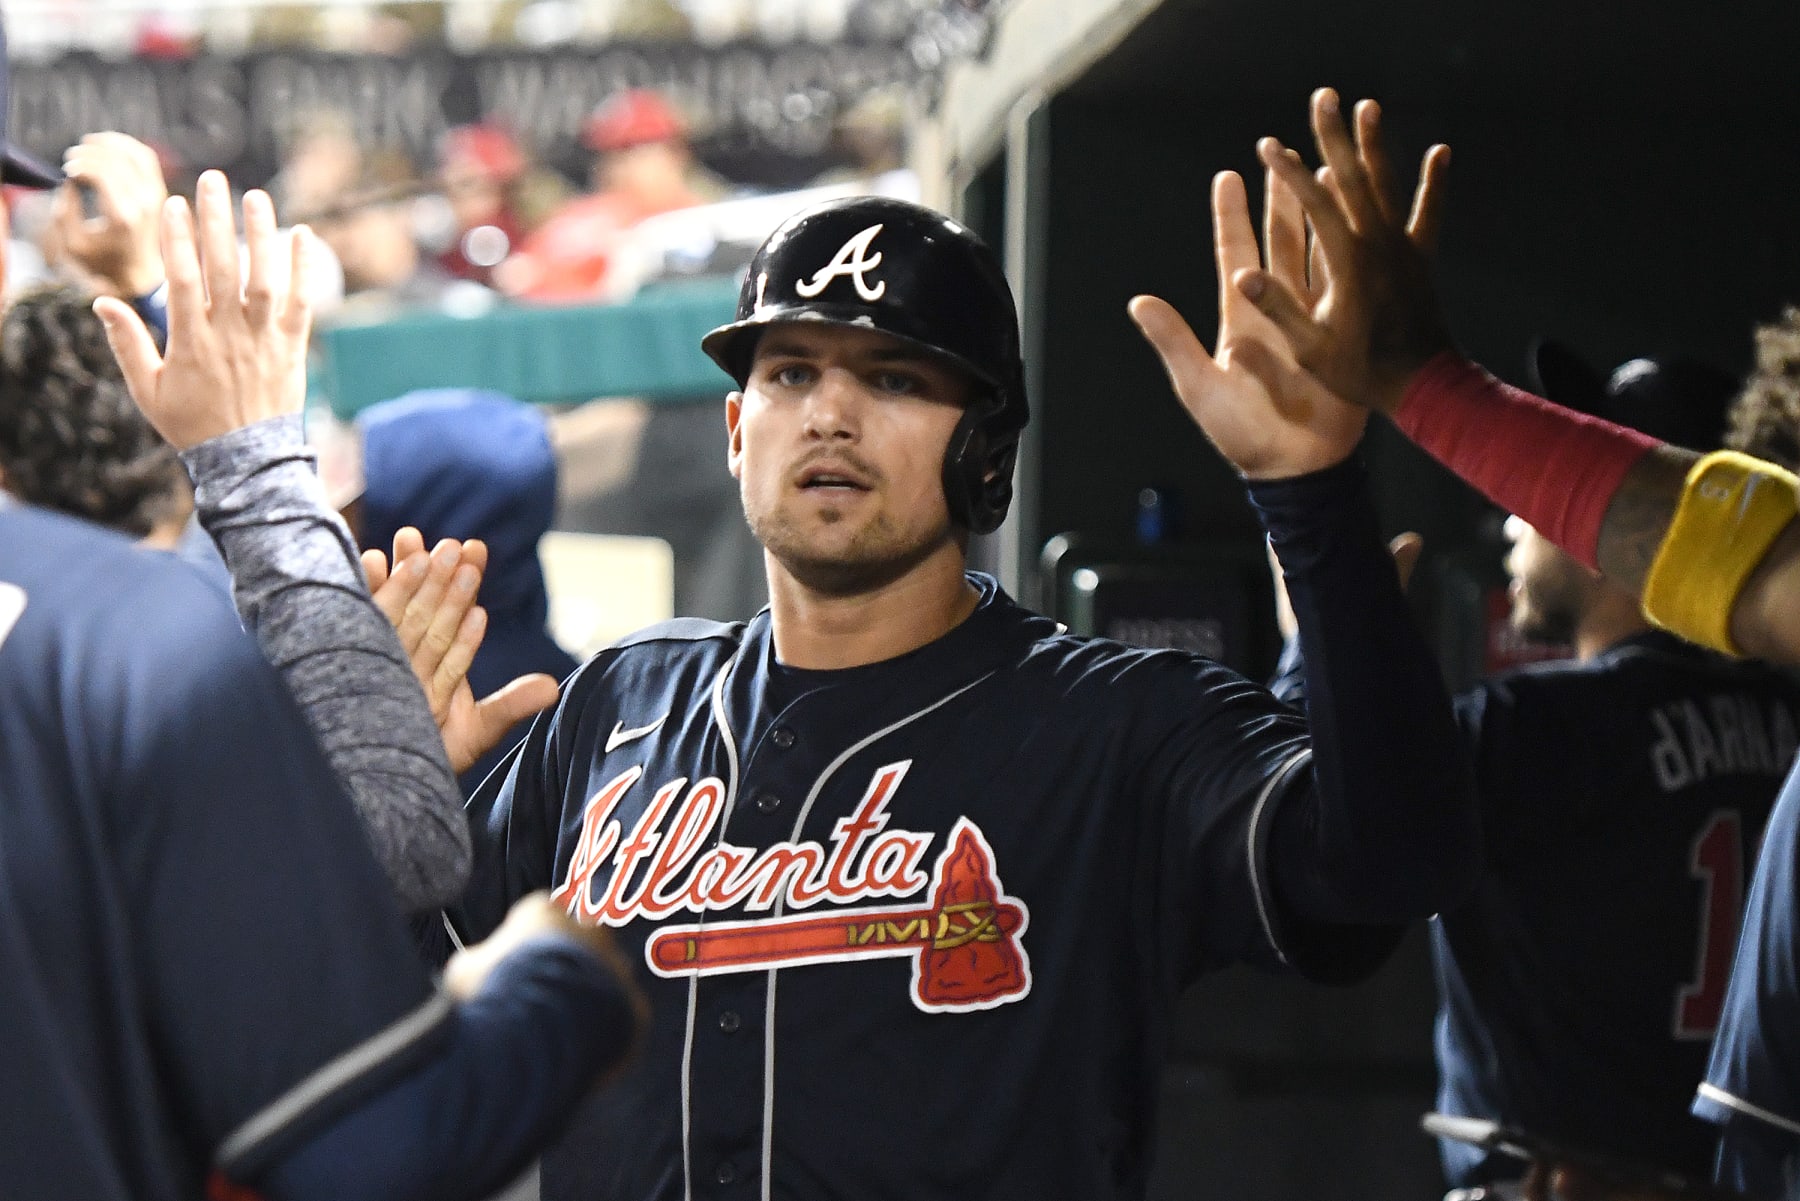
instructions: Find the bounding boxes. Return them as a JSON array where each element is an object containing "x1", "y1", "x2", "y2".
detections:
[
  {"x1": 1503, "y1": 515, "x2": 1587, "y2": 646},
  {"x1": 727, "y1": 323, "x2": 974, "y2": 594}
]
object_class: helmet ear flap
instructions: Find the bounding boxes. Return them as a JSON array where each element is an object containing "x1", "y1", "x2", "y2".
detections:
[{"x1": 942, "y1": 406, "x2": 1017, "y2": 536}]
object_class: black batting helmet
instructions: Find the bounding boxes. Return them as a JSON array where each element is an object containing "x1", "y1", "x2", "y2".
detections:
[{"x1": 701, "y1": 196, "x2": 1028, "y2": 534}]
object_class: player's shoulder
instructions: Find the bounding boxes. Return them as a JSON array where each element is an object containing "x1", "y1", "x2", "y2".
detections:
[
  {"x1": 554, "y1": 615, "x2": 750, "y2": 709},
  {"x1": 1014, "y1": 614, "x2": 1255, "y2": 702},
  {"x1": 604, "y1": 616, "x2": 749, "y2": 654},
  {"x1": 0, "y1": 504, "x2": 242, "y2": 659},
  {"x1": 1468, "y1": 654, "x2": 1603, "y2": 701},
  {"x1": 0, "y1": 505, "x2": 274, "y2": 770}
]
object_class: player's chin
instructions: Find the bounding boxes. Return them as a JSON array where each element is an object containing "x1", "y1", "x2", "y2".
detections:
[{"x1": 769, "y1": 529, "x2": 946, "y2": 596}]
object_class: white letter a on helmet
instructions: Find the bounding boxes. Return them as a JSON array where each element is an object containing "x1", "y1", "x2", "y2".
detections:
[{"x1": 794, "y1": 224, "x2": 886, "y2": 301}]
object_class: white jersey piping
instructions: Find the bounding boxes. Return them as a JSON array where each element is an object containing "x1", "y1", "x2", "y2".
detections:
[
  {"x1": 1246, "y1": 748, "x2": 1313, "y2": 967},
  {"x1": 759, "y1": 669, "x2": 998, "y2": 1201},
  {"x1": 1696, "y1": 1082, "x2": 1800, "y2": 1138},
  {"x1": 678, "y1": 656, "x2": 744, "y2": 1201},
  {"x1": 215, "y1": 990, "x2": 456, "y2": 1173}
]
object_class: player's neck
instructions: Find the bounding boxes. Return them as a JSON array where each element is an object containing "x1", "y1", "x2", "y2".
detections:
[
  {"x1": 1573, "y1": 587, "x2": 1653, "y2": 661},
  {"x1": 765, "y1": 543, "x2": 980, "y2": 670}
]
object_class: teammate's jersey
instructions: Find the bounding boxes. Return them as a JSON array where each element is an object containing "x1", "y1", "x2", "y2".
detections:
[
  {"x1": 447, "y1": 572, "x2": 1416, "y2": 1201},
  {"x1": 0, "y1": 503, "x2": 443, "y2": 1199},
  {"x1": 1433, "y1": 631, "x2": 1800, "y2": 1184},
  {"x1": 1694, "y1": 750, "x2": 1800, "y2": 1197}
]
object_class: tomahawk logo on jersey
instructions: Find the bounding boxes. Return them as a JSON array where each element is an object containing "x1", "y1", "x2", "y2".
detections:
[{"x1": 549, "y1": 758, "x2": 1032, "y2": 1012}]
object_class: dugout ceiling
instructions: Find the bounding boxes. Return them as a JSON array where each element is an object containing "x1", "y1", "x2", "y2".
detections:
[{"x1": 931, "y1": 0, "x2": 1800, "y2": 607}]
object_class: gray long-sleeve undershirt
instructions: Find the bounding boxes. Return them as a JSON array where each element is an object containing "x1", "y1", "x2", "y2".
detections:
[{"x1": 181, "y1": 415, "x2": 471, "y2": 912}]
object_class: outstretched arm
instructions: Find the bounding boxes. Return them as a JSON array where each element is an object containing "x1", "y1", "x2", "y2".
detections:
[
  {"x1": 96, "y1": 172, "x2": 470, "y2": 911},
  {"x1": 1240, "y1": 89, "x2": 1800, "y2": 667},
  {"x1": 1131, "y1": 168, "x2": 1478, "y2": 926}
]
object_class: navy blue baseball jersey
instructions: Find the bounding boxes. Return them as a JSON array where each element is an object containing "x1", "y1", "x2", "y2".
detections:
[
  {"x1": 0, "y1": 500, "x2": 649, "y2": 1201},
  {"x1": 1430, "y1": 631, "x2": 1800, "y2": 1184},
  {"x1": 444, "y1": 456, "x2": 1481, "y2": 1201},
  {"x1": 1694, "y1": 752, "x2": 1800, "y2": 1198},
  {"x1": 0, "y1": 501, "x2": 447, "y2": 1198}
]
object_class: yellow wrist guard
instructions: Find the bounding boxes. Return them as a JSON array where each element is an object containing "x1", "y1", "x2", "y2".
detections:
[{"x1": 1642, "y1": 450, "x2": 1799, "y2": 656}]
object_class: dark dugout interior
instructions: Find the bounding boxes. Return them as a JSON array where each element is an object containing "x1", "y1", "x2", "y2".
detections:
[{"x1": 948, "y1": 3, "x2": 1800, "y2": 1198}]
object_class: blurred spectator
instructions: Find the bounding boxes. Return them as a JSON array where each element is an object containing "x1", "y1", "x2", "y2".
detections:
[
  {"x1": 810, "y1": 85, "x2": 915, "y2": 193},
  {"x1": 349, "y1": 389, "x2": 579, "y2": 792},
  {"x1": 500, "y1": 89, "x2": 723, "y2": 302},
  {"x1": 268, "y1": 110, "x2": 363, "y2": 221},
  {"x1": 1725, "y1": 306, "x2": 1800, "y2": 471},
  {"x1": 435, "y1": 124, "x2": 531, "y2": 288},
  {"x1": 51, "y1": 133, "x2": 168, "y2": 311},
  {"x1": 271, "y1": 119, "x2": 478, "y2": 318}
]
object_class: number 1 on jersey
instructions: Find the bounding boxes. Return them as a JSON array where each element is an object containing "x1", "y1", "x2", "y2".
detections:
[{"x1": 1674, "y1": 810, "x2": 1745, "y2": 1040}]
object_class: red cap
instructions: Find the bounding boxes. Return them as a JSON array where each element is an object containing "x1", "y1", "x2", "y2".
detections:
[
  {"x1": 582, "y1": 90, "x2": 685, "y2": 153},
  {"x1": 441, "y1": 124, "x2": 526, "y2": 181}
]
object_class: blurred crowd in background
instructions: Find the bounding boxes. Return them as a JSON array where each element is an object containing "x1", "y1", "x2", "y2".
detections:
[
  {"x1": 5, "y1": 80, "x2": 916, "y2": 314},
  {"x1": 6, "y1": 0, "x2": 975, "y2": 60}
]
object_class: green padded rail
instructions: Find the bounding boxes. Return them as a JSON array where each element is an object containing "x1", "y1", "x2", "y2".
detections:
[{"x1": 315, "y1": 276, "x2": 741, "y2": 418}]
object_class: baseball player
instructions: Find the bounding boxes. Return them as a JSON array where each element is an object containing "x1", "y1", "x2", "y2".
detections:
[
  {"x1": 1271, "y1": 350, "x2": 1800, "y2": 1191},
  {"x1": 366, "y1": 177, "x2": 1489, "y2": 1201},
  {"x1": 1437, "y1": 358, "x2": 1800, "y2": 1187},
  {"x1": 1227, "y1": 89, "x2": 1800, "y2": 1197},
  {"x1": 0, "y1": 20, "x2": 647, "y2": 1199}
]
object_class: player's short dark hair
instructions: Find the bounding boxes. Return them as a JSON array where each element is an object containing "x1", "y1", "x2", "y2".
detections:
[
  {"x1": 0, "y1": 285, "x2": 186, "y2": 537},
  {"x1": 1725, "y1": 306, "x2": 1800, "y2": 472}
]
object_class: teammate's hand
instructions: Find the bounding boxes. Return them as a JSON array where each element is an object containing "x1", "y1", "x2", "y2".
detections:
[
  {"x1": 1129, "y1": 168, "x2": 1366, "y2": 479},
  {"x1": 1235, "y1": 88, "x2": 1454, "y2": 415},
  {"x1": 444, "y1": 893, "x2": 648, "y2": 1039},
  {"x1": 365, "y1": 526, "x2": 561, "y2": 776},
  {"x1": 54, "y1": 132, "x2": 168, "y2": 299},
  {"x1": 95, "y1": 170, "x2": 313, "y2": 449}
]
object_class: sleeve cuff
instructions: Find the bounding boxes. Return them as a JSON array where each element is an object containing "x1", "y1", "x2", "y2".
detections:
[
  {"x1": 180, "y1": 415, "x2": 309, "y2": 485},
  {"x1": 215, "y1": 989, "x2": 456, "y2": 1181},
  {"x1": 1244, "y1": 452, "x2": 1371, "y2": 551}
]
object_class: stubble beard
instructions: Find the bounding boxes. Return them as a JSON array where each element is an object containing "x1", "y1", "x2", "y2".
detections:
[
  {"x1": 746, "y1": 496, "x2": 954, "y2": 597},
  {"x1": 1510, "y1": 581, "x2": 1580, "y2": 647}
]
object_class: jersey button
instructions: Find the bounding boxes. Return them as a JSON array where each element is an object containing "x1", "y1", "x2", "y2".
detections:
[
  {"x1": 717, "y1": 1009, "x2": 742, "y2": 1034},
  {"x1": 770, "y1": 726, "x2": 796, "y2": 749},
  {"x1": 755, "y1": 791, "x2": 783, "y2": 814},
  {"x1": 714, "y1": 1161, "x2": 739, "y2": 1186}
]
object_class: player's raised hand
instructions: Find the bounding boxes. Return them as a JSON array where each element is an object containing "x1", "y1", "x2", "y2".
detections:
[
  {"x1": 94, "y1": 170, "x2": 313, "y2": 449},
  {"x1": 1129, "y1": 168, "x2": 1366, "y2": 479},
  {"x1": 1235, "y1": 88, "x2": 1453, "y2": 415},
  {"x1": 366, "y1": 527, "x2": 561, "y2": 776}
]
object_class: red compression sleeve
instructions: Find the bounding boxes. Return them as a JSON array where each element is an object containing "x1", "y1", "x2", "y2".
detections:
[{"x1": 1393, "y1": 352, "x2": 1660, "y2": 568}]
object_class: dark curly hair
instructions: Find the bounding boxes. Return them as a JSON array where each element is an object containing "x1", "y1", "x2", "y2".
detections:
[
  {"x1": 0, "y1": 285, "x2": 186, "y2": 537},
  {"x1": 1725, "y1": 306, "x2": 1800, "y2": 472}
]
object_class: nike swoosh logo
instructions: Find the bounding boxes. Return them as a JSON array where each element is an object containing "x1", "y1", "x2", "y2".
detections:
[{"x1": 605, "y1": 714, "x2": 668, "y2": 753}]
